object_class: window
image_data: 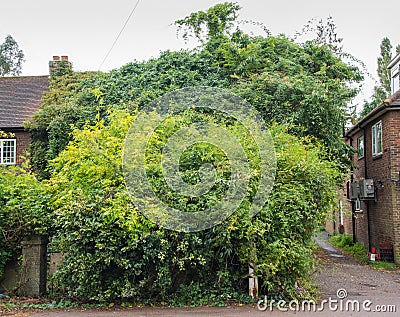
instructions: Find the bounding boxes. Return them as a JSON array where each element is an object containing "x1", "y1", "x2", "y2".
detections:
[
  {"x1": 0, "y1": 139, "x2": 16, "y2": 165},
  {"x1": 390, "y1": 56, "x2": 400, "y2": 94},
  {"x1": 371, "y1": 121, "x2": 382, "y2": 156},
  {"x1": 357, "y1": 136, "x2": 364, "y2": 159},
  {"x1": 392, "y1": 72, "x2": 399, "y2": 94},
  {"x1": 355, "y1": 198, "x2": 362, "y2": 211}
]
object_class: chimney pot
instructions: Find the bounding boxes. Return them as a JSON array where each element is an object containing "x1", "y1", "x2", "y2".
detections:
[{"x1": 49, "y1": 55, "x2": 72, "y2": 76}]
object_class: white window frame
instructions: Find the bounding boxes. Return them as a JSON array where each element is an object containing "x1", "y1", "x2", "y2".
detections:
[
  {"x1": 391, "y1": 61, "x2": 399, "y2": 94},
  {"x1": 371, "y1": 121, "x2": 382, "y2": 157},
  {"x1": 392, "y1": 72, "x2": 399, "y2": 94},
  {"x1": 0, "y1": 139, "x2": 17, "y2": 165},
  {"x1": 357, "y1": 136, "x2": 364, "y2": 159}
]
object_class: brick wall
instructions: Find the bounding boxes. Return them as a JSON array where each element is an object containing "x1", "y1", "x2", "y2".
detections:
[
  {"x1": 365, "y1": 114, "x2": 396, "y2": 255},
  {"x1": 14, "y1": 131, "x2": 30, "y2": 165},
  {"x1": 337, "y1": 109, "x2": 400, "y2": 264},
  {"x1": 387, "y1": 111, "x2": 400, "y2": 263}
]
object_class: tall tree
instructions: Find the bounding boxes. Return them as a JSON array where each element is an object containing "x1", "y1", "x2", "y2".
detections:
[
  {"x1": 0, "y1": 35, "x2": 25, "y2": 76},
  {"x1": 360, "y1": 37, "x2": 398, "y2": 118},
  {"x1": 377, "y1": 37, "x2": 392, "y2": 95}
]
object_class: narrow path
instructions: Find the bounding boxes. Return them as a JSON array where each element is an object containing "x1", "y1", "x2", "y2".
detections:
[
  {"x1": 313, "y1": 232, "x2": 400, "y2": 315},
  {"x1": 314, "y1": 232, "x2": 346, "y2": 258}
]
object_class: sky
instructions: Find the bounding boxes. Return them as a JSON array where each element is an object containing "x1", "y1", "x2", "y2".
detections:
[{"x1": 1, "y1": 0, "x2": 400, "y2": 106}]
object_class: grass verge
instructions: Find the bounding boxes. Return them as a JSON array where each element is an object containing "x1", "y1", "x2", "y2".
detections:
[{"x1": 329, "y1": 234, "x2": 399, "y2": 270}]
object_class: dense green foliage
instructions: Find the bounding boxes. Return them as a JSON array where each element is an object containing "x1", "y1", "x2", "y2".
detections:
[
  {"x1": 330, "y1": 234, "x2": 399, "y2": 269},
  {"x1": 329, "y1": 234, "x2": 368, "y2": 264},
  {"x1": 0, "y1": 165, "x2": 49, "y2": 277},
  {"x1": 27, "y1": 4, "x2": 362, "y2": 177},
  {"x1": 25, "y1": 72, "x2": 97, "y2": 178},
  {"x1": 12, "y1": 2, "x2": 364, "y2": 303},
  {"x1": 175, "y1": 2, "x2": 240, "y2": 42},
  {"x1": 0, "y1": 35, "x2": 24, "y2": 76},
  {"x1": 48, "y1": 108, "x2": 340, "y2": 302}
]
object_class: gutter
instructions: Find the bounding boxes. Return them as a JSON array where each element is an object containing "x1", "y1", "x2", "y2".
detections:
[
  {"x1": 0, "y1": 127, "x2": 26, "y2": 132},
  {"x1": 345, "y1": 88, "x2": 400, "y2": 138},
  {"x1": 346, "y1": 103, "x2": 400, "y2": 138}
]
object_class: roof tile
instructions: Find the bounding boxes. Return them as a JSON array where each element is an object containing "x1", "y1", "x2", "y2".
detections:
[{"x1": 0, "y1": 76, "x2": 49, "y2": 129}]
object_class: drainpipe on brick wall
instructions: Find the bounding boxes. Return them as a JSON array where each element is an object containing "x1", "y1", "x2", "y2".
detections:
[
  {"x1": 348, "y1": 136, "x2": 357, "y2": 244},
  {"x1": 361, "y1": 126, "x2": 372, "y2": 252},
  {"x1": 392, "y1": 179, "x2": 400, "y2": 264},
  {"x1": 387, "y1": 146, "x2": 400, "y2": 264}
]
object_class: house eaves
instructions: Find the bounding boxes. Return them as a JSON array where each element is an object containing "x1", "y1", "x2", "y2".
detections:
[
  {"x1": 388, "y1": 52, "x2": 400, "y2": 69},
  {"x1": 346, "y1": 89, "x2": 400, "y2": 138}
]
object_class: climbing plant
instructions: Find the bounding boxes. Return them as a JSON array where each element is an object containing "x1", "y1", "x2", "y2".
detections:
[
  {"x1": 0, "y1": 165, "x2": 49, "y2": 277},
  {"x1": 21, "y1": 2, "x2": 363, "y2": 303},
  {"x1": 48, "y1": 109, "x2": 340, "y2": 302}
]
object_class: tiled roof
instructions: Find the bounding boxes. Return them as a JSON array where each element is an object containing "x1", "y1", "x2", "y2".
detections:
[
  {"x1": 384, "y1": 89, "x2": 400, "y2": 106},
  {"x1": 0, "y1": 76, "x2": 49, "y2": 129}
]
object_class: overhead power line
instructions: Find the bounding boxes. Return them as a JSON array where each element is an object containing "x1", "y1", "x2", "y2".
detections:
[{"x1": 98, "y1": 0, "x2": 141, "y2": 71}]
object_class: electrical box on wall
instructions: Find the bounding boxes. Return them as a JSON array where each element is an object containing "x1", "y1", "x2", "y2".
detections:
[
  {"x1": 359, "y1": 179, "x2": 375, "y2": 199},
  {"x1": 350, "y1": 181, "x2": 359, "y2": 200}
]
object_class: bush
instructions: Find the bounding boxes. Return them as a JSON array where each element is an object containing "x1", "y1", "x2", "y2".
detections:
[
  {"x1": 47, "y1": 109, "x2": 341, "y2": 302},
  {"x1": 329, "y1": 234, "x2": 368, "y2": 264},
  {"x1": 330, "y1": 233, "x2": 354, "y2": 248},
  {"x1": 0, "y1": 165, "x2": 50, "y2": 277},
  {"x1": 21, "y1": 2, "x2": 362, "y2": 303}
]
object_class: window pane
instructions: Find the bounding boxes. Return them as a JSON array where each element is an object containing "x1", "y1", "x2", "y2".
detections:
[
  {"x1": 372, "y1": 126, "x2": 376, "y2": 155},
  {"x1": 371, "y1": 122, "x2": 382, "y2": 156},
  {"x1": 377, "y1": 123, "x2": 382, "y2": 153},
  {"x1": 0, "y1": 139, "x2": 16, "y2": 165},
  {"x1": 355, "y1": 198, "x2": 362, "y2": 211},
  {"x1": 357, "y1": 136, "x2": 364, "y2": 158},
  {"x1": 393, "y1": 74, "x2": 399, "y2": 94}
]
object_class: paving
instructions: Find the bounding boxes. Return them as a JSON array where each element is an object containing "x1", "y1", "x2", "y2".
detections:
[{"x1": 9, "y1": 233, "x2": 400, "y2": 316}]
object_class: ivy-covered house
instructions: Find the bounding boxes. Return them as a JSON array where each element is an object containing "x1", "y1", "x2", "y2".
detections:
[
  {"x1": 0, "y1": 56, "x2": 74, "y2": 166},
  {"x1": 327, "y1": 52, "x2": 400, "y2": 264},
  {"x1": 0, "y1": 75, "x2": 49, "y2": 165}
]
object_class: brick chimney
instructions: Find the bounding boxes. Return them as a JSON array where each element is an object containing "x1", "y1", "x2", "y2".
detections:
[{"x1": 49, "y1": 55, "x2": 72, "y2": 76}]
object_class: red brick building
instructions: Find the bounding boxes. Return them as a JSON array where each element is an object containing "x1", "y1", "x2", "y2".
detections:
[
  {"x1": 0, "y1": 76, "x2": 49, "y2": 165},
  {"x1": 327, "y1": 53, "x2": 400, "y2": 264}
]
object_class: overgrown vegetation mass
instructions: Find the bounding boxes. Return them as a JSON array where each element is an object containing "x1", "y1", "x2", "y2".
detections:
[{"x1": 1, "y1": 2, "x2": 365, "y2": 304}]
